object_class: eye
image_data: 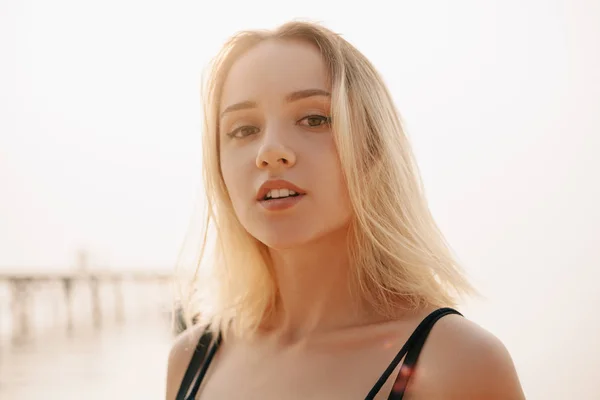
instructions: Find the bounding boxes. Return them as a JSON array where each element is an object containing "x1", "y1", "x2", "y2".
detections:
[
  {"x1": 227, "y1": 125, "x2": 259, "y2": 139},
  {"x1": 298, "y1": 115, "x2": 331, "y2": 128}
]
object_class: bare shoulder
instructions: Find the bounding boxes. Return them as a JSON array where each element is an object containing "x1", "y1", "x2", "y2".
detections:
[
  {"x1": 406, "y1": 313, "x2": 526, "y2": 400},
  {"x1": 165, "y1": 323, "x2": 207, "y2": 400}
]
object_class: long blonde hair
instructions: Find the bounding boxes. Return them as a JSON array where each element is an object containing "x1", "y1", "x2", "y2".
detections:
[{"x1": 176, "y1": 21, "x2": 476, "y2": 337}]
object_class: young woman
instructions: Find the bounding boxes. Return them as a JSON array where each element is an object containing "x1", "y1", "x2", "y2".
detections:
[{"x1": 166, "y1": 21, "x2": 525, "y2": 400}]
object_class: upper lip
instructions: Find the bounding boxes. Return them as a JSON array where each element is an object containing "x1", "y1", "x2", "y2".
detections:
[{"x1": 256, "y1": 179, "x2": 307, "y2": 200}]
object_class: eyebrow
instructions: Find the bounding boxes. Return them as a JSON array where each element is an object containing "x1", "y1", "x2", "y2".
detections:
[{"x1": 220, "y1": 88, "x2": 331, "y2": 118}]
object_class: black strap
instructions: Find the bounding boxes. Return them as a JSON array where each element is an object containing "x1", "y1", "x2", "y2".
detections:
[
  {"x1": 175, "y1": 328, "x2": 216, "y2": 400},
  {"x1": 387, "y1": 307, "x2": 462, "y2": 400},
  {"x1": 186, "y1": 332, "x2": 222, "y2": 399},
  {"x1": 365, "y1": 307, "x2": 462, "y2": 400}
]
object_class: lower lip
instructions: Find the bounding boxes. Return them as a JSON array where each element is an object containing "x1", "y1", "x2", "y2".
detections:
[{"x1": 258, "y1": 195, "x2": 304, "y2": 211}]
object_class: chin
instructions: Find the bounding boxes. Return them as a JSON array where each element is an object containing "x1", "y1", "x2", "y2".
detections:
[
  {"x1": 250, "y1": 222, "x2": 350, "y2": 252},
  {"x1": 238, "y1": 209, "x2": 352, "y2": 251},
  {"x1": 253, "y1": 229, "x2": 315, "y2": 250}
]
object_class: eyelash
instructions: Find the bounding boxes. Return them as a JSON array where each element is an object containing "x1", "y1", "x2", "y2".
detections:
[{"x1": 226, "y1": 114, "x2": 332, "y2": 139}]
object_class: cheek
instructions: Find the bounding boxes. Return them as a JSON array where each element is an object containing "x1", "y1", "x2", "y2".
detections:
[
  {"x1": 323, "y1": 144, "x2": 348, "y2": 190},
  {"x1": 220, "y1": 151, "x2": 247, "y2": 206},
  {"x1": 316, "y1": 144, "x2": 352, "y2": 211}
]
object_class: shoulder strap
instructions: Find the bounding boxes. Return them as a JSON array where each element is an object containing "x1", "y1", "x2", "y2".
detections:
[
  {"x1": 186, "y1": 331, "x2": 222, "y2": 399},
  {"x1": 365, "y1": 307, "x2": 462, "y2": 400},
  {"x1": 387, "y1": 307, "x2": 462, "y2": 400},
  {"x1": 175, "y1": 327, "x2": 217, "y2": 400}
]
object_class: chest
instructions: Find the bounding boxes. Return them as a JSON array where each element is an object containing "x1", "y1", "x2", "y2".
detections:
[{"x1": 196, "y1": 340, "x2": 404, "y2": 400}]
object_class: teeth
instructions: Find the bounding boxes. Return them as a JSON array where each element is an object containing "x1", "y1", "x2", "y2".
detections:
[{"x1": 265, "y1": 188, "x2": 298, "y2": 199}]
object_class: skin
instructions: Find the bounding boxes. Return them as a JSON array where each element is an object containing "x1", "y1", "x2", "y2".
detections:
[{"x1": 166, "y1": 39, "x2": 526, "y2": 399}]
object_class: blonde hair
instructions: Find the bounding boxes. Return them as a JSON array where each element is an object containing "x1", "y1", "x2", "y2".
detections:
[{"x1": 176, "y1": 21, "x2": 476, "y2": 337}]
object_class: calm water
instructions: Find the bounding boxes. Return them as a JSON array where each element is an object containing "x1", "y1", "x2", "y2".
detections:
[
  {"x1": 0, "y1": 280, "x2": 175, "y2": 399},
  {"x1": 1, "y1": 316, "x2": 173, "y2": 399}
]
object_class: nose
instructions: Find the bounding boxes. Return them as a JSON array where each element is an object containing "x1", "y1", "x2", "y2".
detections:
[{"x1": 256, "y1": 142, "x2": 296, "y2": 170}]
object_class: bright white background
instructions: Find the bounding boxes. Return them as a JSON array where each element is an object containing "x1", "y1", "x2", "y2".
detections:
[{"x1": 1, "y1": 0, "x2": 599, "y2": 398}]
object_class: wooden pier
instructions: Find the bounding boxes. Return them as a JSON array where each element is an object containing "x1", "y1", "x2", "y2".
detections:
[{"x1": 0, "y1": 269, "x2": 173, "y2": 343}]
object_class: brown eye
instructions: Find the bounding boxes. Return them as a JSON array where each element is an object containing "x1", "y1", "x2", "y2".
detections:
[
  {"x1": 298, "y1": 115, "x2": 331, "y2": 128},
  {"x1": 227, "y1": 125, "x2": 259, "y2": 139}
]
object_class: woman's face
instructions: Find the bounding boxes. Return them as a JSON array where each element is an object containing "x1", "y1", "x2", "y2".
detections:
[{"x1": 219, "y1": 39, "x2": 352, "y2": 249}]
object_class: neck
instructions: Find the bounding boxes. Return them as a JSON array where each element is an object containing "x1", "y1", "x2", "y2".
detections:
[{"x1": 262, "y1": 228, "x2": 380, "y2": 343}]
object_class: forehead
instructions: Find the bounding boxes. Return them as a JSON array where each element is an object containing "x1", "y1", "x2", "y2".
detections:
[{"x1": 220, "y1": 39, "x2": 329, "y2": 108}]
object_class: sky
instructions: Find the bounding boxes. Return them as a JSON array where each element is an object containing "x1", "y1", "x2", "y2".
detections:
[{"x1": 1, "y1": 0, "x2": 599, "y2": 397}]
